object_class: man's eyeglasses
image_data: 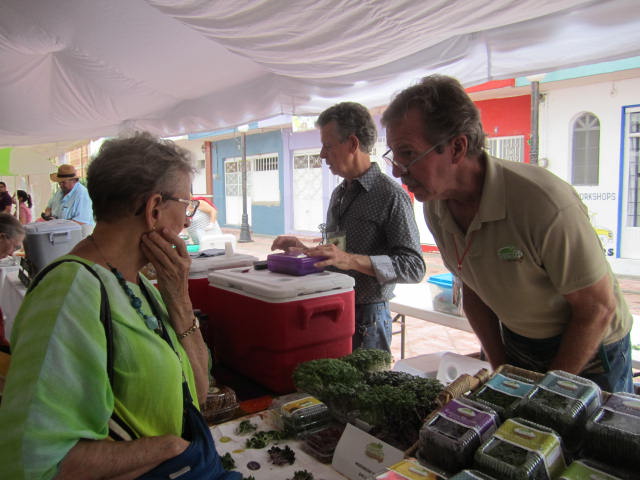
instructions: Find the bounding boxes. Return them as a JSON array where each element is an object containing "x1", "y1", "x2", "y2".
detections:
[
  {"x1": 161, "y1": 194, "x2": 200, "y2": 218},
  {"x1": 382, "y1": 143, "x2": 441, "y2": 175}
]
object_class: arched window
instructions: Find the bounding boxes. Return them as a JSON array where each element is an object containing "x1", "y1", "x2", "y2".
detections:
[{"x1": 571, "y1": 112, "x2": 600, "y2": 185}]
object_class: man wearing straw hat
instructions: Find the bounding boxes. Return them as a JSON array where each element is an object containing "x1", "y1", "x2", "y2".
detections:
[{"x1": 43, "y1": 164, "x2": 94, "y2": 225}]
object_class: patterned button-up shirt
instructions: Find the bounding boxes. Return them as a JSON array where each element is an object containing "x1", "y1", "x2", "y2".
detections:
[{"x1": 326, "y1": 162, "x2": 425, "y2": 304}]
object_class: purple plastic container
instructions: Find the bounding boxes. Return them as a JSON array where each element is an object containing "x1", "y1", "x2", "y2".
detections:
[{"x1": 267, "y1": 252, "x2": 326, "y2": 276}]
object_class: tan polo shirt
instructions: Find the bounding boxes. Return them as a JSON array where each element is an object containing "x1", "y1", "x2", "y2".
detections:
[{"x1": 424, "y1": 154, "x2": 632, "y2": 344}]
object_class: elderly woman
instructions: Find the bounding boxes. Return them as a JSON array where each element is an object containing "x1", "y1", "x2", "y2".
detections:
[
  {"x1": 0, "y1": 134, "x2": 239, "y2": 479},
  {"x1": 0, "y1": 213, "x2": 24, "y2": 346}
]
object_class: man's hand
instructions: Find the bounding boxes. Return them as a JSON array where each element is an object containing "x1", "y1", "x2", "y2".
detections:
[
  {"x1": 305, "y1": 243, "x2": 376, "y2": 276},
  {"x1": 271, "y1": 235, "x2": 307, "y2": 252}
]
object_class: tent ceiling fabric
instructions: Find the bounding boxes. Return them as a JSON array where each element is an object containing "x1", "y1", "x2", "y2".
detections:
[{"x1": 1, "y1": 0, "x2": 640, "y2": 147}]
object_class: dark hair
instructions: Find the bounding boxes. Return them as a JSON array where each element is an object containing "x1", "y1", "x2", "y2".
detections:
[
  {"x1": 316, "y1": 102, "x2": 377, "y2": 154},
  {"x1": 0, "y1": 212, "x2": 24, "y2": 239},
  {"x1": 382, "y1": 74, "x2": 486, "y2": 156},
  {"x1": 17, "y1": 190, "x2": 32, "y2": 208},
  {"x1": 0, "y1": 182, "x2": 6, "y2": 188},
  {"x1": 87, "y1": 132, "x2": 194, "y2": 222}
]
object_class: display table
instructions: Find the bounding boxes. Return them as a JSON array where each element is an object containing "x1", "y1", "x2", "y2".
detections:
[
  {"x1": 0, "y1": 266, "x2": 26, "y2": 341},
  {"x1": 211, "y1": 410, "x2": 348, "y2": 479},
  {"x1": 390, "y1": 283, "x2": 640, "y2": 370},
  {"x1": 390, "y1": 282, "x2": 472, "y2": 359}
]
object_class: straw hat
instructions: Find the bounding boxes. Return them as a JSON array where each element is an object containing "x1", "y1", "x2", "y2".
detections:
[{"x1": 50, "y1": 164, "x2": 79, "y2": 182}]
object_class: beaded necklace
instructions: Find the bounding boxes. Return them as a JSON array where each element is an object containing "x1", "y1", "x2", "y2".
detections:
[{"x1": 89, "y1": 235, "x2": 161, "y2": 334}]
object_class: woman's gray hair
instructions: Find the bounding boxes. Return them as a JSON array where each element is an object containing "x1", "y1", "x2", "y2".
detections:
[
  {"x1": 382, "y1": 75, "x2": 486, "y2": 156},
  {"x1": 0, "y1": 213, "x2": 25, "y2": 238},
  {"x1": 87, "y1": 132, "x2": 194, "y2": 222},
  {"x1": 316, "y1": 102, "x2": 377, "y2": 154}
]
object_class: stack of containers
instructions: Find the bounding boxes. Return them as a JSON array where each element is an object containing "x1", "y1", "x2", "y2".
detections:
[
  {"x1": 473, "y1": 417, "x2": 567, "y2": 479},
  {"x1": 206, "y1": 267, "x2": 355, "y2": 393},
  {"x1": 516, "y1": 370, "x2": 602, "y2": 451},
  {"x1": 417, "y1": 397, "x2": 500, "y2": 473},
  {"x1": 583, "y1": 391, "x2": 640, "y2": 471}
]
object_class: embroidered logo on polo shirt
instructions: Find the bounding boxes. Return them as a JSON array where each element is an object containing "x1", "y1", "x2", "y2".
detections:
[{"x1": 497, "y1": 245, "x2": 523, "y2": 262}]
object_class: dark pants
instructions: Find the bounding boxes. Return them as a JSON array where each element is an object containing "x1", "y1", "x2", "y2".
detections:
[
  {"x1": 502, "y1": 325, "x2": 634, "y2": 393},
  {"x1": 353, "y1": 301, "x2": 392, "y2": 352}
]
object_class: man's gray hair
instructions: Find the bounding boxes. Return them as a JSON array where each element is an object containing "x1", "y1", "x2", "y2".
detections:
[
  {"x1": 382, "y1": 75, "x2": 486, "y2": 156},
  {"x1": 0, "y1": 213, "x2": 24, "y2": 239},
  {"x1": 316, "y1": 102, "x2": 377, "y2": 154},
  {"x1": 87, "y1": 132, "x2": 194, "y2": 222}
]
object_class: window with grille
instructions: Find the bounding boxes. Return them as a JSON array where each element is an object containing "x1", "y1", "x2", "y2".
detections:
[
  {"x1": 224, "y1": 153, "x2": 279, "y2": 203},
  {"x1": 571, "y1": 112, "x2": 600, "y2": 186},
  {"x1": 486, "y1": 135, "x2": 524, "y2": 162},
  {"x1": 627, "y1": 111, "x2": 640, "y2": 227},
  {"x1": 293, "y1": 152, "x2": 322, "y2": 169}
]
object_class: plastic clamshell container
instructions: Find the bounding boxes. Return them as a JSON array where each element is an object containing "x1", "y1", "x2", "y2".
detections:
[
  {"x1": 449, "y1": 470, "x2": 498, "y2": 480},
  {"x1": 23, "y1": 220, "x2": 83, "y2": 273},
  {"x1": 426, "y1": 273, "x2": 462, "y2": 316},
  {"x1": 583, "y1": 391, "x2": 640, "y2": 470},
  {"x1": 267, "y1": 252, "x2": 326, "y2": 276},
  {"x1": 559, "y1": 459, "x2": 626, "y2": 480},
  {"x1": 471, "y1": 371, "x2": 536, "y2": 420},
  {"x1": 299, "y1": 423, "x2": 345, "y2": 464},
  {"x1": 474, "y1": 417, "x2": 566, "y2": 480},
  {"x1": 418, "y1": 397, "x2": 500, "y2": 473},
  {"x1": 271, "y1": 393, "x2": 331, "y2": 437},
  {"x1": 206, "y1": 268, "x2": 355, "y2": 393},
  {"x1": 201, "y1": 385, "x2": 239, "y2": 425},
  {"x1": 375, "y1": 459, "x2": 448, "y2": 480},
  {"x1": 516, "y1": 370, "x2": 602, "y2": 450}
]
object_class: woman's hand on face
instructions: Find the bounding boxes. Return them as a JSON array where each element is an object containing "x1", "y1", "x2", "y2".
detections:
[{"x1": 140, "y1": 228, "x2": 192, "y2": 314}]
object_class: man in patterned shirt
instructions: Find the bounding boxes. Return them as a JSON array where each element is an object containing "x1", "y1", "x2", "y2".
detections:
[{"x1": 272, "y1": 102, "x2": 425, "y2": 352}]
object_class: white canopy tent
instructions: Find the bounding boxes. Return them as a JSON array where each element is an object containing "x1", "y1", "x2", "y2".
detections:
[{"x1": 1, "y1": 0, "x2": 640, "y2": 148}]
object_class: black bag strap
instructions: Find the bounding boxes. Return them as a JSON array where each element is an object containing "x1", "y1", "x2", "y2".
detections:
[{"x1": 28, "y1": 259, "x2": 114, "y2": 384}]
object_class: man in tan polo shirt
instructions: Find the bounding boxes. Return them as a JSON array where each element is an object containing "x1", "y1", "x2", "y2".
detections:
[{"x1": 381, "y1": 74, "x2": 633, "y2": 393}]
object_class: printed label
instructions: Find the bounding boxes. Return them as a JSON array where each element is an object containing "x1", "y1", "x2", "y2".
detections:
[
  {"x1": 559, "y1": 460, "x2": 618, "y2": 479},
  {"x1": 495, "y1": 419, "x2": 566, "y2": 477},
  {"x1": 440, "y1": 400, "x2": 497, "y2": 437},
  {"x1": 281, "y1": 396, "x2": 322, "y2": 415},
  {"x1": 487, "y1": 373, "x2": 535, "y2": 397},
  {"x1": 377, "y1": 459, "x2": 442, "y2": 480},
  {"x1": 604, "y1": 393, "x2": 640, "y2": 418}
]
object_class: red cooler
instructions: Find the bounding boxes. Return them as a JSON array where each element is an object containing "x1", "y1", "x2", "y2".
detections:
[
  {"x1": 206, "y1": 267, "x2": 355, "y2": 393},
  {"x1": 188, "y1": 253, "x2": 257, "y2": 318}
]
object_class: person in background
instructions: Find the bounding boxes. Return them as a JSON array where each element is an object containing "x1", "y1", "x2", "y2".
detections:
[
  {"x1": 272, "y1": 102, "x2": 426, "y2": 353},
  {"x1": 0, "y1": 133, "x2": 239, "y2": 479},
  {"x1": 187, "y1": 196, "x2": 223, "y2": 245},
  {"x1": 43, "y1": 164, "x2": 94, "y2": 226},
  {"x1": 382, "y1": 74, "x2": 634, "y2": 392},
  {"x1": 0, "y1": 182, "x2": 13, "y2": 214},
  {"x1": 16, "y1": 189, "x2": 32, "y2": 224},
  {"x1": 0, "y1": 213, "x2": 24, "y2": 347}
]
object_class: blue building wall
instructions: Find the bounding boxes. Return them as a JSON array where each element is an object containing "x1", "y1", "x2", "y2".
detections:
[{"x1": 211, "y1": 130, "x2": 285, "y2": 236}]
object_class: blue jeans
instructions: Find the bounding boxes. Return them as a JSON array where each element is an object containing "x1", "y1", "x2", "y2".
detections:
[
  {"x1": 353, "y1": 301, "x2": 392, "y2": 352},
  {"x1": 502, "y1": 325, "x2": 634, "y2": 393}
]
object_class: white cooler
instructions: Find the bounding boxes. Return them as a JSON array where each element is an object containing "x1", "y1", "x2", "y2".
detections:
[{"x1": 22, "y1": 220, "x2": 83, "y2": 273}]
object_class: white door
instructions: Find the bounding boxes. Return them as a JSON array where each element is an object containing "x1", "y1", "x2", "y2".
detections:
[
  {"x1": 620, "y1": 107, "x2": 640, "y2": 259},
  {"x1": 292, "y1": 151, "x2": 323, "y2": 232}
]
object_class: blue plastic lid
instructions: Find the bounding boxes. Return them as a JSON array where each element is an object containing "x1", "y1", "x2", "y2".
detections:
[{"x1": 427, "y1": 272, "x2": 454, "y2": 288}]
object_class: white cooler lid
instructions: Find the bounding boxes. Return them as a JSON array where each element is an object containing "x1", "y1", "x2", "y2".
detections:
[
  {"x1": 24, "y1": 219, "x2": 82, "y2": 233},
  {"x1": 208, "y1": 267, "x2": 354, "y2": 301},
  {"x1": 189, "y1": 253, "x2": 258, "y2": 277}
]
